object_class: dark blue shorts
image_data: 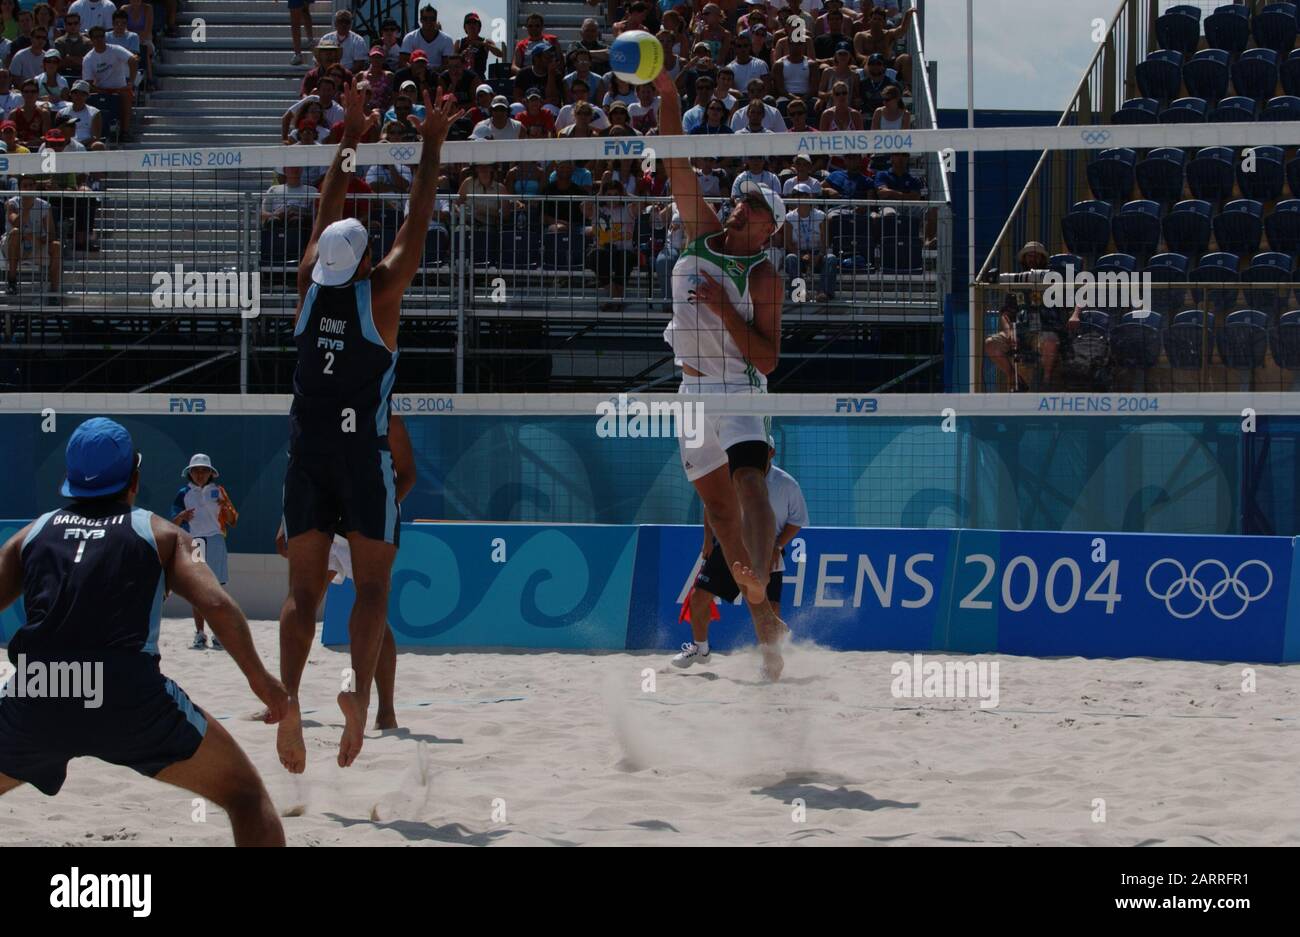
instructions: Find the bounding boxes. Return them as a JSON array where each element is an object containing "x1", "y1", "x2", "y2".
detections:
[
  {"x1": 282, "y1": 446, "x2": 401, "y2": 546},
  {"x1": 695, "y1": 538, "x2": 784, "y2": 604},
  {"x1": 0, "y1": 655, "x2": 207, "y2": 796},
  {"x1": 287, "y1": 0, "x2": 314, "y2": 9}
]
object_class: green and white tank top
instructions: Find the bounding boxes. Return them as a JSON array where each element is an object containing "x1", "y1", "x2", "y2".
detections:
[{"x1": 664, "y1": 232, "x2": 769, "y2": 387}]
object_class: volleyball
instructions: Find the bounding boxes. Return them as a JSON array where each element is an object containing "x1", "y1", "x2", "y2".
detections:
[{"x1": 609, "y1": 30, "x2": 664, "y2": 84}]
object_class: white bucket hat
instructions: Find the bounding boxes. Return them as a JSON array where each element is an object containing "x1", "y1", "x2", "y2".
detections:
[{"x1": 183, "y1": 453, "x2": 219, "y2": 479}]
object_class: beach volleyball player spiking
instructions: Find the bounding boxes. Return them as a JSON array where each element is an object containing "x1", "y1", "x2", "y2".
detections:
[
  {"x1": 276, "y1": 84, "x2": 461, "y2": 773},
  {"x1": 652, "y1": 68, "x2": 789, "y2": 680}
]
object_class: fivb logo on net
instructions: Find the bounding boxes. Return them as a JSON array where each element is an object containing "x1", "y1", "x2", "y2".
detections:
[
  {"x1": 151, "y1": 264, "x2": 260, "y2": 318},
  {"x1": 595, "y1": 393, "x2": 705, "y2": 448}
]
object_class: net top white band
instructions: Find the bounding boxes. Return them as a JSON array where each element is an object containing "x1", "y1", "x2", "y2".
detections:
[
  {"x1": 2, "y1": 123, "x2": 1297, "y2": 175},
  {"x1": 0, "y1": 392, "x2": 1295, "y2": 417}
]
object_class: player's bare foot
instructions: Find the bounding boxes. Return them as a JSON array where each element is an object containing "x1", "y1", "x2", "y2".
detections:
[
  {"x1": 732, "y1": 560, "x2": 768, "y2": 605},
  {"x1": 760, "y1": 643, "x2": 784, "y2": 682},
  {"x1": 276, "y1": 700, "x2": 306, "y2": 774},
  {"x1": 337, "y1": 691, "x2": 367, "y2": 767},
  {"x1": 374, "y1": 709, "x2": 398, "y2": 731}
]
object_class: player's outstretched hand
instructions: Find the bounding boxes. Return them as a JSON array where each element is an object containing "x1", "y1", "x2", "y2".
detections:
[
  {"x1": 252, "y1": 672, "x2": 292, "y2": 724},
  {"x1": 340, "y1": 82, "x2": 376, "y2": 141},
  {"x1": 415, "y1": 91, "x2": 464, "y2": 148}
]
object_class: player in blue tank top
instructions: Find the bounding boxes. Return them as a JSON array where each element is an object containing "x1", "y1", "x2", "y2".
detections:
[
  {"x1": 0, "y1": 418, "x2": 290, "y2": 845},
  {"x1": 277, "y1": 82, "x2": 461, "y2": 774}
]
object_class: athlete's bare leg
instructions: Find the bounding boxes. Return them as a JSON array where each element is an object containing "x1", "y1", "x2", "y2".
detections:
[
  {"x1": 277, "y1": 529, "x2": 332, "y2": 773},
  {"x1": 691, "y1": 465, "x2": 784, "y2": 675},
  {"x1": 0, "y1": 773, "x2": 22, "y2": 796},
  {"x1": 688, "y1": 585, "x2": 714, "y2": 644},
  {"x1": 374, "y1": 626, "x2": 398, "y2": 730},
  {"x1": 156, "y1": 708, "x2": 285, "y2": 845},
  {"x1": 338, "y1": 533, "x2": 397, "y2": 767}
]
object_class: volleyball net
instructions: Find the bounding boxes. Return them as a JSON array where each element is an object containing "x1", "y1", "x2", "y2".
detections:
[{"x1": 1, "y1": 121, "x2": 1299, "y2": 394}]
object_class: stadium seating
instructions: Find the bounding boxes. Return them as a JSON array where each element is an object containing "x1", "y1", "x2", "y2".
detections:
[
  {"x1": 1138, "y1": 50, "x2": 1186, "y2": 102},
  {"x1": 1147, "y1": 252, "x2": 1191, "y2": 314},
  {"x1": 1209, "y1": 95, "x2": 1256, "y2": 122},
  {"x1": 1187, "y1": 146, "x2": 1237, "y2": 203},
  {"x1": 1166, "y1": 308, "x2": 1214, "y2": 369},
  {"x1": 1184, "y1": 48, "x2": 1232, "y2": 102},
  {"x1": 1111, "y1": 310, "x2": 1164, "y2": 369},
  {"x1": 1062, "y1": 200, "x2": 1113, "y2": 257},
  {"x1": 1192, "y1": 251, "x2": 1242, "y2": 312},
  {"x1": 1265, "y1": 199, "x2": 1300, "y2": 253},
  {"x1": 1218, "y1": 308, "x2": 1271, "y2": 372},
  {"x1": 1231, "y1": 47, "x2": 1278, "y2": 101},
  {"x1": 1270, "y1": 308, "x2": 1300, "y2": 368},
  {"x1": 1087, "y1": 148, "x2": 1137, "y2": 202},
  {"x1": 1263, "y1": 94, "x2": 1300, "y2": 121},
  {"x1": 1049, "y1": 253, "x2": 1084, "y2": 277},
  {"x1": 1136, "y1": 147, "x2": 1187, "y2": 203},
  {"x1": 1251, "y1": 3, "x2": 1298, "y2": 56},
  {"x1": 1095, "y1": 252, "x2": 1137, "y2": 276},
  {"x1": 1111, "y1": 200, "x2": 1162, "y2": 260},
  {"x1": 1281, "y1": 49, "x2": 1300, "y2": 95},
  {"x1": 1205, "y1": 3, "x2": 1251, "y2": 57},
  {"x1": 1078, "y1": 309, "x2": 1111, "y2": 337},
  {"x1": 1213, "y1": 199, "x2": 1264, "y2": 257},
  {"x1": 1244, "y1": 251, "x2": 1295, "y2": 313},
  {"x1": 1112, "y1": 97, "x2": 1160, "y2": 124},
  {"x1": 1158, "y1": 5, "x2": 1204, "y2": 58},
  {"x1": 1159, "y1": 96, "x2": 1208, "y2": 123},
  {"x1": 1163, "y1": 199, "x2": 1214, "y2": 257}
]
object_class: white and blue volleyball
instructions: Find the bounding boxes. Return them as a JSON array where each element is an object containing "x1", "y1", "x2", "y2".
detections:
[{"x1": 609, "y1": 30, "x2": 664, "y2": 85}]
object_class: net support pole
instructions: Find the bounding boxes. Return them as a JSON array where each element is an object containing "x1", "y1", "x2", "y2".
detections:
[
  {"x1": 966, "y1": 0, "x2": 976, "y2": 392},
  {"x1": 455, "y1": 204, "x2": 466, "y2": 393}
]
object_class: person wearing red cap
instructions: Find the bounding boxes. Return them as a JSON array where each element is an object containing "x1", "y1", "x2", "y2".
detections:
[
  {"x1": 455, "y1": 10, "x2": 504, "y2": 76},
  {"x1": 359, "y1": 44, "x2": 393, "y2": 112},
  {"x1": 0, "y1": 120, "x2": 30, "y2": 155},
  {"x1": 393, "y1": 47, "x2": 436, "y2": 102},
  {"x1": 281, "y1": 74, "x2": 343, "y2": 141},
  {"x1": 321, "y1": 8, "x2": 367, "y2": 71},
  {"x1": 276, "y1": 83, "x2": 462, "y2": 774}
]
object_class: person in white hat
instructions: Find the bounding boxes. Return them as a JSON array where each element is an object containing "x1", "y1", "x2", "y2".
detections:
[
  {"x1": 172, "y1": 453, "x2": 238, "y2": 650},
  {"x1": 276, "y1": 82, "x2": 460, "y2": 774},
  {"x1": 652, "y1": 68, "x2": 790, "y2": 681}
]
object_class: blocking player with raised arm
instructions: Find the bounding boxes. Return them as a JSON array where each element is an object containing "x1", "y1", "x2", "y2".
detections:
[
  {"x1": 277, "y1": 83, "x2": 461, "y2": 773},
  {"x1": 0, "y1": 418, "x2": 290, "y2": 845},
  {"x1": 652, "y1": 68, "x2": 790, "y2": 680}
]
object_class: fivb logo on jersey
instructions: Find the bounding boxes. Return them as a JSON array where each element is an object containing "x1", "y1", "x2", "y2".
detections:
[
  {"x1": 595, "y1": 393, "x2": 705, "y2": 448},
  {"x1": 151, "y1": 264, "x2": 260, "y2": 318}
]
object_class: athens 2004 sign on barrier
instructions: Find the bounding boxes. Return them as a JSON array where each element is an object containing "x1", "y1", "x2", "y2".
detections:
[{"x1": 312, "y1": 524, "x2": 1300, "y2": 663}]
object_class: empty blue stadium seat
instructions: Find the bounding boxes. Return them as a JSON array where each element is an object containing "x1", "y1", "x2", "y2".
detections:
[
  {"x1": 1159, "y1": 96, "x2": 1208, "y2": 123},
  {"x1": 880, "y1": 232, "x2": 924, "y2": 273},
  {"x1": 1049, "y1": 253, "x2": 1084, "y2": 277},
  {"x1": 1237, "y1": 145, "x2": 1285, "y2": 201},
  {"x1": 1184, "y1": 48, "x2": 1232, "y2": 102},
  {"x1": 1232, "y1": 47, "x2": 1279, "y2": 102},
  {"x1": 1193, "y1": 251, "x2": 1242, "y2": 311},
  {"x1": 1214, "y1": 199, "x2": 1265, "y2": 256},
  {"x1": 1112, "y1": 200, "x2": 1162, "y2": 259},
  {"x1": 1095, "y1": 252, "x2": 1138, "y2": 275},
  {"x1": 1270, "y1": 308, "x2": 1300, "y2": 368},
  {"x1": 1087, "y1": 147, "x2": 1137, "y2": 202},
  {"x1": 1163, "y1": 199, "x2": 1213, "y2": 256},
  {"x1": 1206, "y1": 3, "x2": 1251, "y2": 57},
  {"x1": 1266, "y1": 199, "x2": 1300, "y2": 253},
  {"x1": 1188, "y1": 146, "x2": 1236, "y2": 202},
  {"x1": 496, "y1": 229, "x2": 541, "y2": 269},
  {"x1": 1166, "y1": 308, "x2": 1214, "y2": 369},
  {"x1": 543, "y1": 230, "x2": 587, "y2": 270},
  {"x1": 1112, "y1": 97, "x2": 1160, "y2": 124},
  {"x1": 1252, "y1": 3, "x2": 1298, "y2": 55},
  {"x1": 1062, "y1": 200, "x2": 1113, "y2": 257},
  {"x1": 1136, "y1": 147, "x2": 1187, "y2": 203},
  {"x1": 1244, "y1": 251, "x2": 1295, "y2": 312},
  {"x1": 1282, "y1": 49, "x2": 1300, "y2": 96},
  {"x1": 1218, "y1": 308, "x2": 1271, "y2": 369},
  {"x1": 1139, "y1": 50, "x2": 1186, "y2": 101},
  {"x1": 1147, "y1": 252, "x2": 1191, "y2": 313},
  {"x1": 1078, "y1": 309, "x2": 1112, "y2": 337},
  {"x1": 1210, "y1": 95, "x2": 1257, "y2": 122},
  {"x1": 1288, "y1": 156, "x2": 1300, "y2": 197},
  {"x1": 1112, "y1": 310, "x2": 1165, "y2": 368},
  {"x1": 1264, "y1": 94, "x2": 1300, "y2": 121},
  {"x1": 1158, "y1": 5, "x2": 1204, "y2": 58}
]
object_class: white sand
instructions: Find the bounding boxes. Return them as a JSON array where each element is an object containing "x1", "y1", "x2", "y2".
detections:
[{"x1": 2, "y1": 619, "x2": 1298, "y2": 846}]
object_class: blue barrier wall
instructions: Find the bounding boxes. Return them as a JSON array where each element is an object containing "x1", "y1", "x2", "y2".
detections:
[{"x1": 317, "y1": 522, "x2": 1300, "y2": 663}]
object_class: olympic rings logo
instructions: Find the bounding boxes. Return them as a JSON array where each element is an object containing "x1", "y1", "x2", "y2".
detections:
[
  {"x1": 1145, "y1": 558, "x2": 1273, "y2": 620},
  {"x1": 1080, "y1": 130, "x2": 1112, "y2": 145},
  {"x1": 388, "y1": 146, "x2": 417, "y2": 162}
]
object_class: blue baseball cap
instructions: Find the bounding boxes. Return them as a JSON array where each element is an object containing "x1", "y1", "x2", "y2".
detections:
[{"x1": 61, "y1": 417, "x2": 139, "y2": 498}]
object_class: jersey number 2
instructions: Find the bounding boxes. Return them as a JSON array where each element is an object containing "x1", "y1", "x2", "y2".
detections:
[{"x1": 323, "y1": 352, "x2": 335, "y2": 375}]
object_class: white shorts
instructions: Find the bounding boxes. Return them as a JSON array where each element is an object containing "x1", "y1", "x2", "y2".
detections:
[{"x1": 677, "y1": 374, "x2": 769, "y2": 482}]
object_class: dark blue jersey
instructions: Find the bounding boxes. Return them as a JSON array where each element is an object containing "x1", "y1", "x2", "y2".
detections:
[
  {"x1": 12, "y1": 502, "x2": 164, "y2": 662},
  {"x1": 290, "y1": 279, "x2": 399, "y2": 455}
]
